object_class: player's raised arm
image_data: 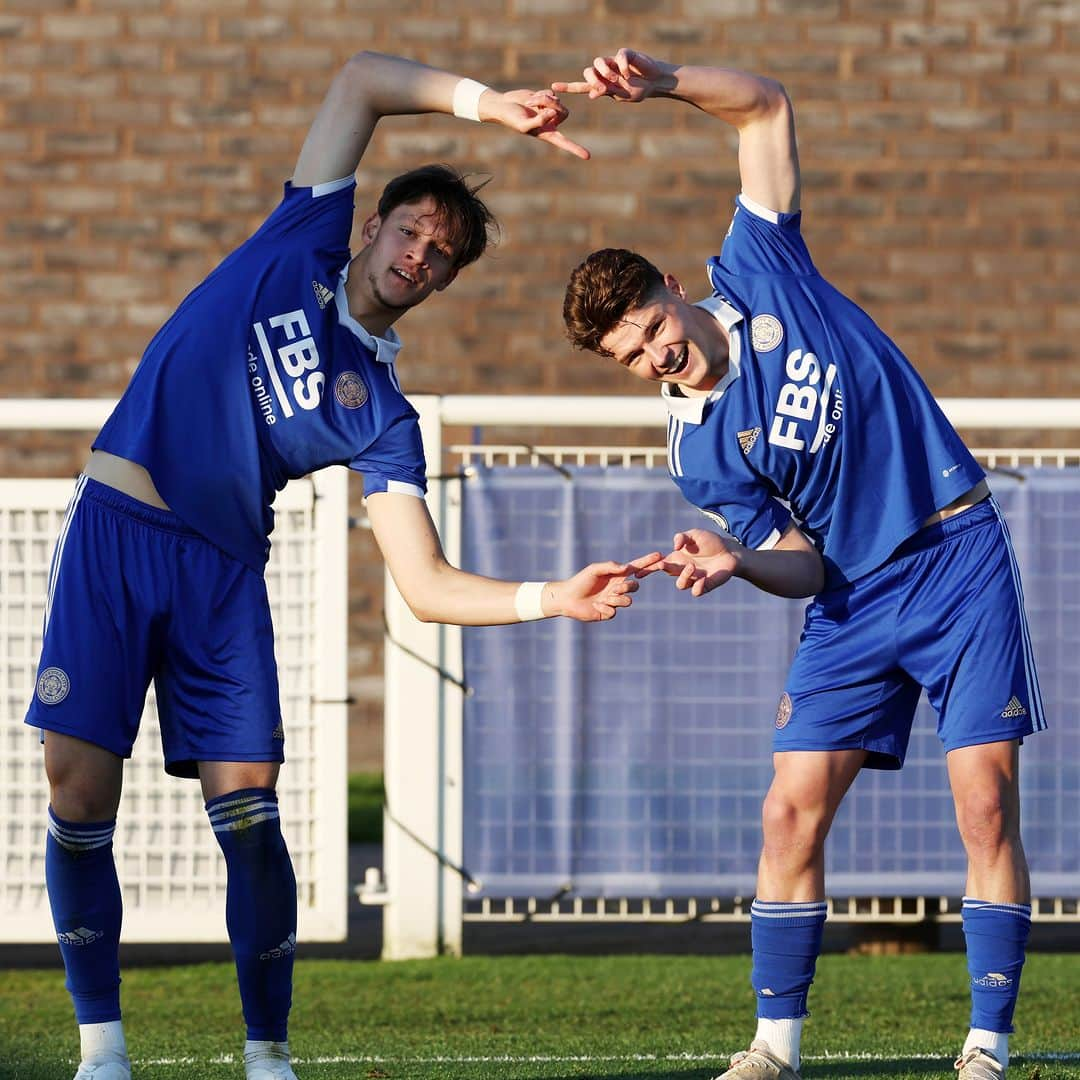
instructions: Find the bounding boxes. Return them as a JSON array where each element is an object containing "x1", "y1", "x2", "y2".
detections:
[
  {"x1": 292, "y1": 50, "x2": 589, "y2": 188},
  {"x1": 553, "y1": 47, "x2": 799, "y2": 214},
  {"x1": 365, "y1": 489, "x2": 660, "y2": 625}
]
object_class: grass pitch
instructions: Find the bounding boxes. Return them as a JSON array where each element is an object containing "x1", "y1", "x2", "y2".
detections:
[{"x1": 1, "y1": 952, "x2": 1077, "y2": 1079}]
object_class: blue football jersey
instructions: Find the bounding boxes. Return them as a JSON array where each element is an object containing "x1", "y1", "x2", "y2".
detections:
[
  {"x1": 665, "y1": 195, "x2": 984, "y2": 589},
  {"x1": 94, "y1": 177, "x2": 427, "y2": 570}
]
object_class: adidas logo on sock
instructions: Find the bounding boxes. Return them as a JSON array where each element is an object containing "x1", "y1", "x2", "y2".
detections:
[
  {"x1": 57, "y1": 926, "x2": 104, "y2": 946},
  {"x1": 260, "y1": 932, "x2": 296, "y2": 961},
  {"x1": 312, "y1": 280, "x2": 334, "y2": 309},
  {"x1": 1000, "y1": 696, "x2": 1027, "y2": 719},
  {"x1": 973, "y1": 971, "x2": 1012, "y2": 988}
]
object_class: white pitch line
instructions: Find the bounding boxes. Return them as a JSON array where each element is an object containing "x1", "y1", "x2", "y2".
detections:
[{"x1": 122, "y1": 1050, "x2": 1080, "y2": 1067}]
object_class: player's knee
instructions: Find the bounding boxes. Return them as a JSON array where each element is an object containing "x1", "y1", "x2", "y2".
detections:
[
  {"x1": 761, "y1": 788, "x2": 829, "y2": 852},
  {"x1": 47, "y1": 775, "x2": 120, "y2": 823},
  {"x1": 45, "y1": 743, "x2": 122, "y2": 821},
  {"x1": 955, "y1": 788, "x2": 1018, "y2": 854}
]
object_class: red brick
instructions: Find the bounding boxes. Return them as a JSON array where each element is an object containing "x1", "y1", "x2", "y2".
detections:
[
  {"x1": 42, "y1": 14, "x2": 122, "y2": 40},
  {"x1": 892, "y1": 22, "x2": 972, "y2": 47},
  {"x1": 40, "y1": 188, "x2": 120, "y2": 213}
]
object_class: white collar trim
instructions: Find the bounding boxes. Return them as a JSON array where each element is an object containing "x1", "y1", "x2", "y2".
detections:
[
  {"x1": 660, "y1": 296, "x2": 743, "y2": 424},
  {"x1": 334, "y1": 262, "x2": 403, "y2": 364}
]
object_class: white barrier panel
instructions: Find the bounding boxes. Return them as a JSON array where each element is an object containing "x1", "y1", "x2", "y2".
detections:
[{"x1": 0, "y1": 407, "x2": 349, "y2": 943}]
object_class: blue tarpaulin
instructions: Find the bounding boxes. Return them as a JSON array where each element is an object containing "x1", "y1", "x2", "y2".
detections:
[{"x1": 461, "y1": 467, "x2": 1078, "y2": 898}]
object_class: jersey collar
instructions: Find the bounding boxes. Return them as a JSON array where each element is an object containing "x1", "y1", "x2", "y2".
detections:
[
  {"x1": 660, "y1": 296, "x2": 743, "y2": 424},
  {"x1": 334, "y1": 264, "x2": 403, "y2": 365}
]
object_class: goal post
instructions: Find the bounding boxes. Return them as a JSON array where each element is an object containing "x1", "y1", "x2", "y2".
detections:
[
  {"x1": 377, "y1": 395, "x2": 1080, "y2": 960},
  {"x1": 0, "y1": 400, "x2": 350, "y2": 943}
]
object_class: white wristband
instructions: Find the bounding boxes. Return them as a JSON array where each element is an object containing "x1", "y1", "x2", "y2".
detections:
[
  {"x1": 514, "y1": 581, "x2": 548, "y2": 622},
  {"x1": 452, "y1": 77, "x2": 489, "y2": 122}
]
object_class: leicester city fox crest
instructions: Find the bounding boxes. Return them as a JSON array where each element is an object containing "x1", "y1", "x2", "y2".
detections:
[
  {"x1": 751, "y1": 313, "x2": 784, "y2": 352},
  {"x1": 775, "y1": 692, "x2": 793, "y2": 729},
  {"x1": 334, "y1": 371, "x2": 368, "y2": 409},
  {"x1": 36, "y1": 666, "x2": 71, "y2": 705}
]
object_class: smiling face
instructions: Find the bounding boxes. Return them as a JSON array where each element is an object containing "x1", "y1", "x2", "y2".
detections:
[
  {"x1": 354, "y1": 197, "x2": 459, "y2": 321},
  {"x1": 599, "y1": 280, "x2": 729, "y2": 394}
]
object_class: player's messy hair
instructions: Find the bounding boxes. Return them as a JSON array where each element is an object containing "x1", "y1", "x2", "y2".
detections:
[
  {"x1": 378, "y1": 164, "x2": 498, "y2": 271},
  {"x1": 563, "y1": 248, "x2": 667, "y2": 357}
]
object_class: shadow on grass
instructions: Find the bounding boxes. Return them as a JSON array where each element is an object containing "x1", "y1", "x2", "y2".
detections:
[
  {"x1": 807, "y1": 1061, "x2": 947, "y2": 1077},
  {"x1": 542, "y1": 1060, "x2": 948, "y2": 1080}
]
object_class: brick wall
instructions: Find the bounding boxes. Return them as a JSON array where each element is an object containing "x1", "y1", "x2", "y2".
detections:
[{"x1": 2, "y1": 2, "x2": 1077, "y2": 767}]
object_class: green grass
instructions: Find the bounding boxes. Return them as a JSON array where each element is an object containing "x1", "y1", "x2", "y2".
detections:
[
  {"x1": 1, "y1": 952, "x2": 1078, "y2": 1079},
  {"x1": 348, "y1": 771, "x2": 383, "y2": 845}
]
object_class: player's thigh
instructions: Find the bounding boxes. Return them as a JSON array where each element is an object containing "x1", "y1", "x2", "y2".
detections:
[
  {"x1": 155, "y1": 541, "x2": 282, "y2": 779},
  {"x1": 199, "y1": 759, "x2": 281, "y2": 802},
  {"x1": 765, "y1": 749, "x2": 867, "y2": 831},
  {"x1": 901, "y1": 504, "x2": 1043, "y2": 752},
  {"x1": 945, "y1": 739, "x2": 1022, "y2": 835}
]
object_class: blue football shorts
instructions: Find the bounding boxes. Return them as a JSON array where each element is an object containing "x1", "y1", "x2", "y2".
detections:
[
  {"x1": 25, "y1": 476, "x2": 283, "y2": 778},
  {"x1": 776, "y1": 497, "x2": 1045, "y2": 769}
]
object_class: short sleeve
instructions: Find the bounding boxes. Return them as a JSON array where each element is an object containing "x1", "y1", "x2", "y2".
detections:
[
  {"x1": 678, "y1": 473, "x2": 792, "y2": 551},
  {"x1": 248, "y1": 176, "x2": 357, "y2": 255},
  {"x1": 671, "y1": 415, "x2": 792, "y2": 550},
  {"x1": 711, "y1": 195, "x2": 816, "y2": 279},
  {"x1": 351, "y1": 412, "x2": 428, "y2": 500}
]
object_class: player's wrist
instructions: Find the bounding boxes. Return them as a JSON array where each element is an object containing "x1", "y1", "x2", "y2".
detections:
[
  {"x1": 452, "y1": 77, "x2": 491, "y2": 122},
  {"x1": 514, "y1": 580, "x2": 549, "y2": 621}
]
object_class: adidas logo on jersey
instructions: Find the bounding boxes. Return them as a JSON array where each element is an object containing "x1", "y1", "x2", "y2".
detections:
[
  {"x1": 312, "y1": 280, "x2": 334, "y2": 309},
  {"x1": 738, "y1": 427, "x2": 762, "y2": 454},
  {"x1": 1000, "y1": 696, "x2": 1027, "y2": 719},
  {"x1": 271, "y1": 722, "x2": 285, "y2": 740}
]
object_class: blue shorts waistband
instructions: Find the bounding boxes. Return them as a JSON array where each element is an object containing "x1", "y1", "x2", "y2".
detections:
[
  {"x1": 891, "y1": 497, "x2": 997, "y2": 560},
  {"x1": 79, "y1": 476, "x2": 200, "y2": 537}
]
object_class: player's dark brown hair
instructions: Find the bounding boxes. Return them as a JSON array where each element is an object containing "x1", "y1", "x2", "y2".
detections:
[
  {"x1": 562, "y1": 248, "x2": 667, "y2": 357},
  {"x1": 377, "y1": 164, "x2": 497, "y2": 270}
]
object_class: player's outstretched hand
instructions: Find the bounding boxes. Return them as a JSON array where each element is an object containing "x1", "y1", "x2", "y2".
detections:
[
  {"x1": 656, "y1": 528, "x2": 742, "y2": 597},
  {"x1": 552, "y1": 552, "x2": 663, "y2": 621},
  {"x1": 483, "y1": 88, "x2": 590, "y2": 159},
  {"x1": 552, "y1": 48, "x2": 669, "y2": 103}
]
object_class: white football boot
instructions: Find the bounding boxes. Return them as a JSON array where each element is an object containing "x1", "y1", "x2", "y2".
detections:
[
  {"x1": 244, "y1": 1041, "x2": 299, "y2": 1080},
  {"x1": 955, "y1": 1048, "x2": 1006, "y2": 1079},
  {"x1": 73, "y1": 1051, "x2": 131, "y2": 1080},
  {"x1": 712, "y1": 1040, "x2": 802, "y2": 1080}
]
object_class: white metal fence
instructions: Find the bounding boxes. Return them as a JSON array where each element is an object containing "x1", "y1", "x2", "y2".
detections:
[{"x1": 0, "y1": 400, "x2": 349, "y2": 943}]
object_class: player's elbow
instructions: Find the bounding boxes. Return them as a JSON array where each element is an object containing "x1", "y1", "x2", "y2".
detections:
[
  {"x1": 755, "y1": 78, "x2": 793, "y2": 125},
  {"x1": 338, "y1": 51, "x2": 383, "y2": 100}
]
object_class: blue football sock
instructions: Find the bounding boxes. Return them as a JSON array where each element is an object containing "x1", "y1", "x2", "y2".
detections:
[
  {"x1": 962, "y1": 896, "x2": 1031, "y2": 1034},
  {"x1": 45, "y1": 808, "x2": 122, "y2": 1025},
  {"x1": 751, "y1": 899, "x2": 827, "y2": 1020},
  {"x1": 207, "y1": 788, "x2": 296, "y2": 1042}
]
